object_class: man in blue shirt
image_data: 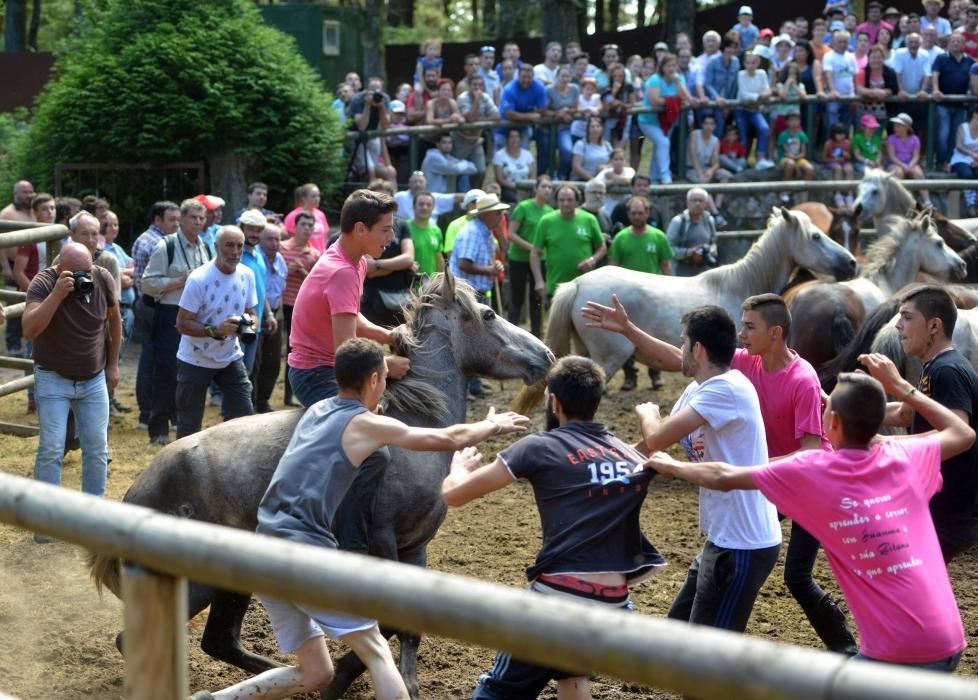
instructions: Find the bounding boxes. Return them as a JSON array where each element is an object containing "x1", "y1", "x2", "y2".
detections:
[
  {"x1": 238, "y1": 209, "x2": 273, "y2": 379},
  {"x1": 932, "y1": 33, "x2": 975, "y2": 166},
  {"x1": 703, "y1": 35, "x2": 741, "y2": 135},
  {"x1": 255, "y1": 222, "x2": 288, "y2": 413},
  {"x1": 495, "y1": 63, "x2": 549, "y2": 174}
]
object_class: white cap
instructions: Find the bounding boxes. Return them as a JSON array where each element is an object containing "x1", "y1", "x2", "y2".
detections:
[
  {"x1": 389, "y1": 100, "x2": 406, "y2": 113},
  {"x1": 738, "y1": 5, "x2": 753, "y2": 14},
  {"x1": 774, "y1": 33, "x2": 794, "y2": 47},
  {"x1": 462, "y1": 189, "x2": 486, "y2": 208}
]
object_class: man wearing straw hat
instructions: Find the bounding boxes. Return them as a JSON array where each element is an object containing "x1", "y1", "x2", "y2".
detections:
[
  {"x1": 450, "y1": 192, "x2": 508, "y2": 397},
  {"x1": 922, "y1": 0, "x2": 953, "y2": 36}
]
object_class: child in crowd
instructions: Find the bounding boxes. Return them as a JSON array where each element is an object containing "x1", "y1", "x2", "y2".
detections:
[
  {"x1": 414, "y1": 38, "x2": 443, "y2": 90},
  {"x1": 776, "y1": 110, "x2": 814, "y2": 202},
  {"x1": 719, "y1": 123, "x2": 748, "y2": 173},
  {"x1": 571, "y1": 77, "x2": 602, "y2": 141},
  {"x1": 773, "y1": 61, "x2": 806, "y2": 145},
  {"x1": 823, "y1": 123, "x2": 855, "y2": 207},
  {"x1": 852, "y1": 113, "x2": 884, "y2": 172},
  {"x1": 886, "y1": 112, "x2": 933, "y2": 208}
]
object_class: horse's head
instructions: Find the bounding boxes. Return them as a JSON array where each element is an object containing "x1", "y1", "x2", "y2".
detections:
[
  {"x1": 894, "y1": 212, "x2": 968, "y2": 281},
  {"x1": 775, "y1": 207, "x2": 857, "y2": 281},
  {"x1": 927, "y1": 206, "x2": 978, "y2": 252},
  {"x1": 827, "y1": 206, "x2": 862, "y2": 255},
  {"x1": 411, "y1": 271, "x2": 554, "y2": 384}
]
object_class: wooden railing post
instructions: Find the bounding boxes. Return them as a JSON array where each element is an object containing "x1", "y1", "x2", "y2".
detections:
[{"x1": 123, "y1": 565, "x2": 188, "y2": 700}]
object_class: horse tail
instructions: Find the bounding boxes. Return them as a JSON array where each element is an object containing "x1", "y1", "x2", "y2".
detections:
[
  {"x1": 86, "y1": 549, "x2": 122, "y2": 600},
  {"x1": 511, "y1": 280, "x2": 580, "y2": 415},
  {"x1": 819, "y1": 298, "x2": 901, "y2": 392}
]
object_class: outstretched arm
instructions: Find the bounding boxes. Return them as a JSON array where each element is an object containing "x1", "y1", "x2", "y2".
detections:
[
  {"x1": 581, "y1": 294, "x2": 682, "y2": 371},
  {"x1": 860, "y1": 353, "x2": 976, "y2": 461},
  {"x1": 442, "y1": 448, "x2": 515, "y2": 506},
  {"x1": 644, "y1": 451, "x2": 760, "y2": 491}
]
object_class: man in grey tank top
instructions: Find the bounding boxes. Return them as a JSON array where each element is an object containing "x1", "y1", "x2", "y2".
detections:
[{"x1": 192, "y1": 338, "x2": 529, "y2": 700}]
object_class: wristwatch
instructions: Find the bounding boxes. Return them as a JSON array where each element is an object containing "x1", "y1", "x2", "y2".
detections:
[{"x1": 204, "y1": 324, "x2": 223, "y2": 340}]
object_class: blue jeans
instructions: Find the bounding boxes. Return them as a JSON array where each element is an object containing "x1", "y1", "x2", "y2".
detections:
[
  {"x1": 134, "y1": 298, "x2": 156, "y2": 423},
  {"x1": 938, "y1": 105, "x2": 968, "y2": 165},
  {"x1": 638, "y1": 122, "x2": 673, "y2": 183},
  {"x1": 952, "y1": 162, "x2": 978, "y2": 204},
  {"x1": 854, "y1": 651, "x2": 962, "y2": 673},
  {"x1": 119, "y1": 304, "x2": 135, "y2": 359},
  {"x1": 288, "y1": 364, "x2": 338, "y2": 407},
  {"x1": 555, "y1": 127, "x2": 573, "y2": 180},
  {"x1": 241, "y1": 337, "x2": 259, "y2": 375},
  {"x1": 175, "y1": 358, "x2": 253, "y2": 438},
  {"x1": 148, "y1": 305, "x2": 181, "y2": 440},
  {"x1": 33, "y1": 368, "x2": 109, "y2": 496},
  {"x1": 826, "y1": 100, "x2": 854, "y2": 134},
  {"x1": 735, "y1": 109, "x2": 769, "y2": 157}
]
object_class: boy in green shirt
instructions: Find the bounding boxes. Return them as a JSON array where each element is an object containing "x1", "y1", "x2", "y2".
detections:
[
  {"x1": 776, "y1": 110, "x2": 814, "y2": 202},
  {"x1": 608, "y1": 197, "x2": 674, "y2": 275},
  {"x1": 852, "y1": 113, "x2": 883, "y2": 173},
  {"x1": 531, "y1": 184, "x2": 606, "y2": 298},
  {"x1": 409, "y1": 191, "x2": 444, "y2": 276},
  {"x1": 507, "y1": 176, "x2": 554, "y2": 337}
]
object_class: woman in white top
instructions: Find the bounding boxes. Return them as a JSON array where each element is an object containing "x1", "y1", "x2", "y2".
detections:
[
  {"x1": 686, "y1": 112, "x2": 731, "y2": 227},
  {"x1": 492, "y1": 127, "x2": 536, "y2": 203},
  {"x1": 950, "y1": 106, "x2": 978, "y2": 214},
  {"x1": 571, "y1": 76, "x2": 602, "y2": 140},
  {"x1": 595, "y1": 148, "x2": 636, "y2": 214},
  {"x1": 735, "y1": 52, "x2": 774, "y2": 169},
  {"x1": 571, "y1": 116, "x2": 613, "y2": 181}
]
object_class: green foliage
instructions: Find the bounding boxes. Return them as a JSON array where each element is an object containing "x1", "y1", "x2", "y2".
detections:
[{"x1": 5, "y1": 0, "x2": 344, "y2": 215}]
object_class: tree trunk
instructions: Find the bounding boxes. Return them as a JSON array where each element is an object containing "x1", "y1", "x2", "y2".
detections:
[
  {"x1": 387, "y1": 0, "x2": 414, "y2": 27},
  {"x1": 5, "y1": 0, "x2": 28, "y2": 53},
  {"x1": 28, "y1": 0, "x2": 41, "y2": 52},
  {"x1": 594, "y1": 0, "x2": 605, "y2": 34},
  {"x1": 483, "y1": 0, "x2": 496, "y2": 37},
  {"x1": 471, "y1": 0, "x2": 479, "y2": 34},
  {"x1": 541, "y1": 0, "x2": 579, "y2": 46},
  {"x1": 608, "y1": 0, "x2": 620, "y2": 32},
  {"x1": 497, "y1": 0, "x2": 528, "y2": 38},
  {"x1": 665, "y1": 0, "x2": 695, "y2": 49},
  {"x1": 636, "y1": 0, "x2": 646, "y2": 27},
  {"x1": 361, "y1": 0, "x2": 386, "y2": 84},
  {"x1": 575, "y1": 1, "x2": 588, "y2": 41},
  {"x1": 208, "y1": 152, "x2": 250, "y2": 220}
]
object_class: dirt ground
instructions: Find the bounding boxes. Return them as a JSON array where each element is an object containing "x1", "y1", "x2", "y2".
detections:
[{"x1": 1, "y1": 350, "x2": 978, "y2": 699}]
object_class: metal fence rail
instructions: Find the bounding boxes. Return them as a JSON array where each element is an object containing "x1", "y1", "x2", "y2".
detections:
[{"x1": 0, "y1": 472, "x2": 975, "y2": 699}]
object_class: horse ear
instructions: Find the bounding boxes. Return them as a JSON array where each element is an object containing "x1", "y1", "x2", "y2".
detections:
[
  {"x1": 779, "y1": 206, "x2": 794, "y2": 225},
  {"x1": 442, "y1": 266, "x2": 457, "y2": 301},
  {"x1": 852, "y1": 201, "x2": 863, "y2": 218}
]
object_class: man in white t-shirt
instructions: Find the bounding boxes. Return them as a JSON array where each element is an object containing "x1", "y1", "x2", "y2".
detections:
[
  {"x1": 174, "y1": 225, "x2": 257, "y2": 438},
  {"x1": 393, "y1": 171, "x2": 461, "y2": 220},
  {"x1": 582, "y1": 297, "x2": 781, "y2": 633},
  {"x1": 533, "y1": 41, "x2": 563, "y2": 85},
  {"x1": 822, "y1": 30, "x2": 859, "y2": 132}
]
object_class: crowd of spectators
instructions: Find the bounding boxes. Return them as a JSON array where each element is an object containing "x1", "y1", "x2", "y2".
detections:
[{"x1": 329, "y1": 0, "x2": 978, "y2": 216}]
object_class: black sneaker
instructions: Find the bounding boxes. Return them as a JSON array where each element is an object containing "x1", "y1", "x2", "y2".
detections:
[{"x1": 620, "y1": 376, "x2": 637, "y2": 392}]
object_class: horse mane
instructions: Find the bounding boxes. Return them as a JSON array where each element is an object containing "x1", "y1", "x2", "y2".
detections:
[
  {"x1": 818, "y1": 296, "x2": 902, "y2": 391},
  {"x1": 869, "y1": 168, "x2": 916, "y2": 215},
  {"x1": 858, "y1": 215, "x2": 911, "y2": 278},
  {"x1": 382, "y1": 274, "x2": 484, "y2": 424},
  {"x1": 703, "y1": 208, "x2": 791, "y2": 294}
]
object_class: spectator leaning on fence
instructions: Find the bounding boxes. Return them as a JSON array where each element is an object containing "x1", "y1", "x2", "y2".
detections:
[
  {"x1": 23, "y1": 240, "x2": 120, "y2": 520},
  {"x1": 932, "y1": 32, "x2": 975, "y2": 167},
  {"x1": 454, "y1": 73, "x2": 499, "y2": 190},
  {"x1": 495, "y1": 63, "x2": 549, "y2": 174},
  {"x1": 638, "y1": 53, "x2": 691, "y2": 185}
]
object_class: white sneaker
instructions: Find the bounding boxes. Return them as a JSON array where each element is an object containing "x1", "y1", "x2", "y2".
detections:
[
  {"x1": 780, "y1": 193, "x2": 791, "y2": 203},
  {"x1": 714, "y1": 213, "x2": 728, "y2": 227},
  {"x1": 755, "y1": 158, "x2": 775, "y2": 170}
]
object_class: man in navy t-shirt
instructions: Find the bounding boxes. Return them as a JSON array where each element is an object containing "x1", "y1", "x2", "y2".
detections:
[
  {"x1": 442, "y1": 355, "x2": 665, "y2": 699},
  {"x1": 494, "y1": 63, "x2": 549, "y2": 174}
]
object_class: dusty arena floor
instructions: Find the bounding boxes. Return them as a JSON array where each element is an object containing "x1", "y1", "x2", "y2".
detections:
[{"x1": 1, "y1": 351, "x2": 978, "y2": 699}]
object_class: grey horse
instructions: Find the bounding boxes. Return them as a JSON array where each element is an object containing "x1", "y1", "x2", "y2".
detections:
[{"x1": 88, "y1": 271, "x2": 554, "y2": 698}]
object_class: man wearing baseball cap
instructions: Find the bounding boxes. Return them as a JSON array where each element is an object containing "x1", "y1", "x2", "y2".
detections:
[
  {"x1": 442, "y1": 188, "x2": 485, "y2": 256},
  {"x1": 731, "y1": 5, "x2": 759, "y2": 49}
]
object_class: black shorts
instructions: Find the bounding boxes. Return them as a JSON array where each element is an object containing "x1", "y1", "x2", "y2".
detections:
[{"x1": 470, "y1": 575, "x2": 632, "y2": 700}]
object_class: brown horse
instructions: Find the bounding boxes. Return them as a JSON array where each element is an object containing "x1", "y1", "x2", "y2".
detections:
[
  {"x1": 783, "y1": 281, "x2": 865, "y2": 370},
  {"x1": 792, "y1": 202, "x2": 862, "y2": 256}
]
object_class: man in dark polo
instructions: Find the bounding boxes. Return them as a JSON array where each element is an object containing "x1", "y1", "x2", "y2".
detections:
[{"x1": 23, "y1": 242, "x2": 121, "y2": 539}]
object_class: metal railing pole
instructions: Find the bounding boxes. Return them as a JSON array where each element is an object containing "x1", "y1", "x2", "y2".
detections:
[
  {"x1": 409, "y1": 133, "x2": 419, "y2": 174},
  {"x1": 928, "y1": 100, "x2": 937, "y2": 171},
  {"x1": 677, "y1": 107, "x2": 688, "y2": 176}
]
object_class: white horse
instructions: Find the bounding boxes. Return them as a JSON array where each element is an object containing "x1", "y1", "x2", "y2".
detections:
[
  {"x1": 843, "y1": 211, "x2": 966, "y2": 313},
  {"x1": 854, "y1": 168, "x2": 978, "y2": 247},
  {"x1": 538, "y1": 208, "x2": 856, "y2": 379}
]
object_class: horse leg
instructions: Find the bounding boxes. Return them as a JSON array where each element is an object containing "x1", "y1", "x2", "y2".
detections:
[
  {"x1": 201, "y1": 589, "x2": 282, "y2": 674},
  {"x1": 393, "y1": 547, "x2": 427, "y2": 700}
]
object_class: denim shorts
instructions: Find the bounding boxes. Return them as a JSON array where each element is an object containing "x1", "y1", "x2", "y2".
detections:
[{"x1": 287, "y1": 364, "x2": 338, "y2": 407}]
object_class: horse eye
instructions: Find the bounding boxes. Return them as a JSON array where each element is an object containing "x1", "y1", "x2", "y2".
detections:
[
  {"x1": 481, "y1": 308, "x2": 496, "y2": 322},
  {"x1": 812, "y1": 232, "x2": 821, "y2": 240}
]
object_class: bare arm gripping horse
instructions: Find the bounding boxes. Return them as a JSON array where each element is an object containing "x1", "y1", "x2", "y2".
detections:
[{"x1": 87, "y1": 272, "x2": 553, "y2": 699}]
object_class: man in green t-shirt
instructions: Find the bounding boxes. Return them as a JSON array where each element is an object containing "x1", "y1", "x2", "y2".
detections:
[
  {"x1": 409, "y1": 191, "x2": 444, "y2": 276},
  {"x1": 608, "y1": 196, "x2": 674, "y2": 275},
  {"x1": 609, "y1": 195, "x2": 673, "y2": 391},
  {"x1": 443, "y1": 188, "x2": 485, "y2": 255},
  {"x1": 531, "y1": 184, "x2": 607, "y2": 298},
  {"x1": 508, "y1": 175, "x2": 554, "y2": 337}
]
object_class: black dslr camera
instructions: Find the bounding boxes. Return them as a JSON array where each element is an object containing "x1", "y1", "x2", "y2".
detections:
[
  {"x1": 697, "y1": 244, "x2": 718, "y2": 266},
  {"x1": 71, "y1": 270, "x2": 95, "y2": 301},
  {"x1": 371, "y1": 90, "x2": 384, "y2": 104},
  {"x1": 237, "y1": 316, "x2": 258, "y2": 344}
]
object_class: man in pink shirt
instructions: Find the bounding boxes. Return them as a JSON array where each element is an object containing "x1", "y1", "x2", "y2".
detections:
[
  {"x1": 648, "y1": 354, "x2": 974, "y2": 670},
  {"x1": 734, "y1": 294, "x2": 857, "y2": 655},
  {"x1": 286, "y1": 188, "x2": 411, "y2": 556}
]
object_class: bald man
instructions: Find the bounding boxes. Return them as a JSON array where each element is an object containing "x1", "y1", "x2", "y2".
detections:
[{"x1": 23, "y1": 242, "x2": 120, "y2": 528}]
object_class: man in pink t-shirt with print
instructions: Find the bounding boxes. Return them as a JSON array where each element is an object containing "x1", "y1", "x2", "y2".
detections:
[
  {"x1": 286, "y1": 188, "x2": 411, "y2": 556},
  {"x1": 734, "y1": 294, "x2": 857, "y2": 655},
  {"x1": 648, "y1": 354, "x2": 974, "y2": 671}
]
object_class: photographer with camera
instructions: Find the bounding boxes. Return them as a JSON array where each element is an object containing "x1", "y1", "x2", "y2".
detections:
[
  {"x1": 174, "y1": 225, "x2": 257, "y2": 439},
  {"x1": 23, "y1": 241, "x2": 120, "y2": 516},
  {"x1": 349, "y1": 76, "x2": 398, "y2": 185},
  {"x1": 666, "y1": 187, "x2": 719, "y2": 277}
]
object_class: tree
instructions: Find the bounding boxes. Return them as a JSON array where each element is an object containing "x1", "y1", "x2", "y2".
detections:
[
  {"x1": 5, "y1": 0, "x2": 28, "y2": 52},
  {"x1": 541, "y1": 0, "x2": 578, "y2": 46},
  {"x1": 361, "y1": 0, "x2": 388, "y2": 80},
  {"x1": 497, "y1": 0, "x2": 530, "y2": 37},
  {"x1": 664, "y1": 0, "x2": 695, "y2": 49},
  {"x1": 3, "y1": 0, "x2": 344, "y2": 214}
]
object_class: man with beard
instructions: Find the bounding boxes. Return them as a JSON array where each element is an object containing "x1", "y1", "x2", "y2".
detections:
[
  {"x1": 2, "y1": 179, "x2": 36, "y2": 356},
  {"x1": 581, "y1": 296, "x2": 780, "y2": 637},
  {"x1": 442, "y1": 355, "x2": 665, "y2": 700},
  {"x1": 173, "y1": 226, "x2": 256, "y2": 438}
]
